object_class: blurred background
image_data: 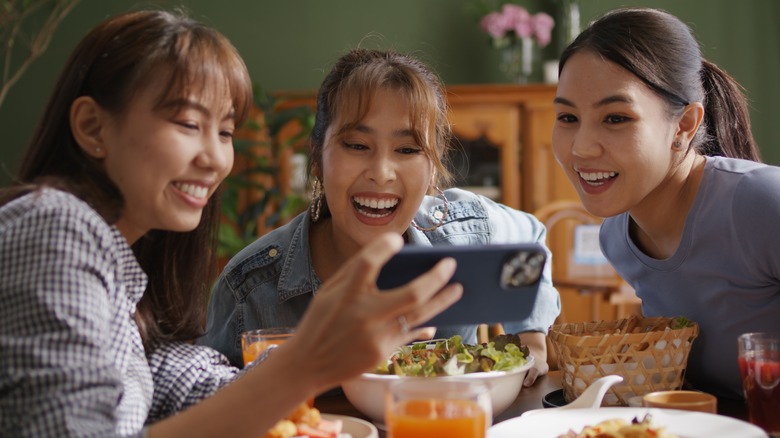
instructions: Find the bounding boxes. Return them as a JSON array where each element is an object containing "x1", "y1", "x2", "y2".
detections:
[{"x1": 1, "y1": 0, "x2": 778, "y2": 187}]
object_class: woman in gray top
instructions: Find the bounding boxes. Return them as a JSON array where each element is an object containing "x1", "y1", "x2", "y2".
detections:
[{"x1": 553, "y1": 7, "x2": 779, "y2": 400}]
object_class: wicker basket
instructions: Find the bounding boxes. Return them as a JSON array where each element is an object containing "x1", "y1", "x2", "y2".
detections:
[{"x1": 549, "y1": 316, "x2": 699, "y2": 406}]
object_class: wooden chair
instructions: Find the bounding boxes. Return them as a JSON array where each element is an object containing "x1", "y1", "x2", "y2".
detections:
[{"x1": 533, "y1": 200, "x2": 641, "y2": 324}]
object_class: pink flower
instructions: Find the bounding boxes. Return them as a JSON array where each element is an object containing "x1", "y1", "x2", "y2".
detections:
[
  {"x1": 478, "y1": 2, "x2": 555, "y2": 48},
  {"x1": 532, "y1": 12, "x2": 555, "y2": 47},
  {"x1": 480, "y1": 11, "x2": 510, "y2": 39},
  {"x1": 502, "y1": 4, "x2": 533, "y2": 38}
]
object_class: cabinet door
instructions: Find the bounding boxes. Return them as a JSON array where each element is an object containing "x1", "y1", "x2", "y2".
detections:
[
  {"x1": 521, "y1": 103, "x2": 578, "y2": 213},
  {"x1": 448, "y1": 103, "x2": 522, "y2": 209}
]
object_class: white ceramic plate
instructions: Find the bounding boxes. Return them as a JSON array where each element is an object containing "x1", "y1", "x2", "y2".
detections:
[
  {"x1": 488, "y1": 407, "x2": 766, "y2": 438},
  {"x1": 322, "y1": 414, "x2": 378, "y2": 438}
]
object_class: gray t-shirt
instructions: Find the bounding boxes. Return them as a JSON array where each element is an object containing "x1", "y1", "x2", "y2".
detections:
[{"x1": 601, "y1": 156, "x2": 780, "y2": 400}]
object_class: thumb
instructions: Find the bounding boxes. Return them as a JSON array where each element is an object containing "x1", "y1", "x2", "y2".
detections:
[{"x1": 523, "y1": 366, "x2": 540, "y2": 387}]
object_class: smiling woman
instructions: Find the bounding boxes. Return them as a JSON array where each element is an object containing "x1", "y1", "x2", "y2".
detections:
[
  {"x1": 0, "y1": 9, "x2": 465, "y2": 438},
  {"x1": 552, "y1": 7, "x2": 780, "y2": 402},
  {"x1": 201, "y1": 48, "x2": 561, "y2": 388}
]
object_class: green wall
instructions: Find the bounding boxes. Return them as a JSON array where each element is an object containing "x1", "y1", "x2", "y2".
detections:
[{"x1": 1, "y1": 0, "x2": 778, "y2": 186}]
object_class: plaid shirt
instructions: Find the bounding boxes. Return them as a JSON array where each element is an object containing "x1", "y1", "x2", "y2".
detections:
[{"x1": 0, "y1": 189, "x2": 239, "y2": 437}]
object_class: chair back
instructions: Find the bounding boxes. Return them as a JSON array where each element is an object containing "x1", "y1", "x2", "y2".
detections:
[{"x1": 533, "y1": 200, "x2": 616, "y2": 280}]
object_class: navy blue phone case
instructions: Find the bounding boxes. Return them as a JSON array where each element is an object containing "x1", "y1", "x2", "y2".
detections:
[{"x1": 376, "y1": 243, "x2": 547, "y2": 327}]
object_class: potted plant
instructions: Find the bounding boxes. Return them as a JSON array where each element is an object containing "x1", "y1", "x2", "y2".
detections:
[{"x1": 218, "y1": 85, "x2": 314, "y2": 260}]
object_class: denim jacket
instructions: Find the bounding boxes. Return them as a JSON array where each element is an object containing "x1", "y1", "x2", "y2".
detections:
[{"x1": 200, "y1": 188, "x2": 560, "y2": 367}]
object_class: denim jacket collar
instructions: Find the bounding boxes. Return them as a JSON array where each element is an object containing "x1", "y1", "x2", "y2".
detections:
[{"x1": 276, "y1": 210, "x2": 321, "y2": 302}]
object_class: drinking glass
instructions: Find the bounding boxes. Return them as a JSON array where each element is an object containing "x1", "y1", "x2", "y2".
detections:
[
  {"x1": 385, "y1": 378, "x2": 492, "y2": 438},
  {"x1": 241, "y1": 327, "x2": 295, "y2": 366},
  {"x1": 738, "y1": 332, "x2": 780, "y2": 436}
]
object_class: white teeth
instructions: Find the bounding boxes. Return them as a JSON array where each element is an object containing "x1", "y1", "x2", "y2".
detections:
[
  {"x1": 578, "y1": 171, "x2": 617, "y2": 184},
  {"x1": 353, "y1": 196, "x2": 399, "y2": 209},
  {"x1": 175, "y1": 183, "x2": 208, "y2": 199}
]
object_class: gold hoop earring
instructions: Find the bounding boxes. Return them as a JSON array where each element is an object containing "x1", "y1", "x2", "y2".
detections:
[
  {"x1": 310, "y1": 177, "x2": 323, "y2": 222},
  {"x1": 412, "y1": 187, "x2": 449, "y2": 232}
]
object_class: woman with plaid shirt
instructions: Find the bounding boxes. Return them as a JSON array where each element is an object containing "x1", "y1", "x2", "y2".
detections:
[{"x1": 0, "y1": 9, "x2": 461, "y2": 438}]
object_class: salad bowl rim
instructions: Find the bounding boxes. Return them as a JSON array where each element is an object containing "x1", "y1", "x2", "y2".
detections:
[{"x1": 356, "y1": 354, "x2": 535, "y2": 380}]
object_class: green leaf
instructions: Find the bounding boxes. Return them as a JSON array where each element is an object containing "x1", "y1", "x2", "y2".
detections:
[{"x1": 218, "y1": 81, "x2": 313, "y2": 259}]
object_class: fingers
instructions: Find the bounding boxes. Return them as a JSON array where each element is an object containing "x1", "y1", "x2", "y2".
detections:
[
  {"x1": 353, "y1": 233, "x2": 405, "y2": 282},
  {"x1": 381, "y1": 257, "x2": 459, "y2": 319},
  {"x1": 415, "y1": 327, "x2": 437, "y2": 340},
  {"x1": 402, "y1": 283, "x2": 462, "y2": 328},
  {"x1": 324, "y1": 233, "x2": 403, "y2": 299},
  {"x1": 413, "y1": 327, "x2": 437, "y2": 341},
  {"x1": 523, "y1": 360, "x2": 549, "y2": 387},
  {"x1": 523, "y1": 366, "x2": 540, "y2": 387},
  {"x1": 395, "y1": 326, "x2": 437, "y2": 348}
]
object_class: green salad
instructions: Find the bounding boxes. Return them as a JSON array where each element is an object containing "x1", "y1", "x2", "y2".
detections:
[{"x1": 373, "y1": 334, "x2": 529, "y2": 377}]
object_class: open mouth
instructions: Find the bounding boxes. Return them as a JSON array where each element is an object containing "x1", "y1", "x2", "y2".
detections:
[
  {"x1": 578, "y1": 171, "x2": 618, "y2": 186},
  {"x1": 352, "y1": 196, "x2": 399, "y2": 218}
]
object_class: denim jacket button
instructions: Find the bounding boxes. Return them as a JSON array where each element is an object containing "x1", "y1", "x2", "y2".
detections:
[
  {"x1": 268, "y1": 248, "x2": 278, "y2": 258},
  {"x1": 433, "y1": 210, "x2": 444, "y2": 220}
]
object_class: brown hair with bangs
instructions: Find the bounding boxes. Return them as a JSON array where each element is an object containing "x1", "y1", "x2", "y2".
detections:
[
  {"x1": 310, "y1": 49, "x2": 453, "y2": 217},
  {"x1": 5, "y1": 9, "x2": 252, "y2": 351}
]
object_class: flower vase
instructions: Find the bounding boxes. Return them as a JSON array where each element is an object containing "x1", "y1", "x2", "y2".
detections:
[
  {"x1": 559, "y1": 0, "x2": 581, "y2": 50},
  {"x1": 500, "y1": 37, "x2": 535, "y2": 84}
]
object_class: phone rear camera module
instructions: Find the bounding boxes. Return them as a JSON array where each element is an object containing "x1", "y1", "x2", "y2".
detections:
[{"x1": 500, "y1": 251, "x2": 545, "y2": 288}]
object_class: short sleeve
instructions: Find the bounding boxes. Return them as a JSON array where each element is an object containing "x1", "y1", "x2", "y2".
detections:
[{"x1": 732, "y1": 166, "x2": 780, "y2": 281}]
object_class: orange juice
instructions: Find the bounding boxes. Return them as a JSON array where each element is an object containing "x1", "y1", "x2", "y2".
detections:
[
  {"x1": 240, "y1": 328, "x2": 313, "y2": 407},
  {"x1": 242, "y1": 339, "x2": 285, "y2": 365},
  {"x1": 386, "y1": 399, "x2": 487, "y2": 438},
  {"x1": 241, "y1": 327, "x2": 295, "y2": 366}
]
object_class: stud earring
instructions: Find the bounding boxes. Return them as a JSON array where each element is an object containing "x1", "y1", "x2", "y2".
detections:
[
  {"x1": 673, "y1": 140, "x2": 683, "y2": 149},
  {"x1": 96, "y1": 147, "x2": 102, "y2": 153}
]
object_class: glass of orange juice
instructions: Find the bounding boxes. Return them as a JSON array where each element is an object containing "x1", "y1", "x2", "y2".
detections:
[
  {"x1": 241, "y1": 327, "x2": 295, "y2": 366},
  {"x1": 385, "y1": 378, "x2": 492, "y2": 438}
]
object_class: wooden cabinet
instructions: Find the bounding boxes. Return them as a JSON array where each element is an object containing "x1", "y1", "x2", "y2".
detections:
[{"x1": 444, "y1": 84, "x2": 577, "y2": 213}]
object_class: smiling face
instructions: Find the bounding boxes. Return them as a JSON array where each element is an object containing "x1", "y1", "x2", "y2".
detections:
[
  {"x1": 552, "y1": 51, "x2": 681, "y2": 218},
  {"x1": 98, "y1": 77, "x2": 236, "y2": 243},
  {"x1": 319, "y1": 87, "x2": 434, "y2": 252}
]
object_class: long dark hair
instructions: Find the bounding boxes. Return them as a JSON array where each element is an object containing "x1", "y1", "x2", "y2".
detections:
[
  {"x1": 6, "y1": 10, "x2": 252, "y2": 351},
  {"x1": 560, "y1": 7, "x2": 760, "y2": 162}
]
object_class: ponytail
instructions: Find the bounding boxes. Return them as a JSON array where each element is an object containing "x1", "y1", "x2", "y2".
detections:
[{"x1": 698, "y1": 59, "x2": 760, "y2": 161}]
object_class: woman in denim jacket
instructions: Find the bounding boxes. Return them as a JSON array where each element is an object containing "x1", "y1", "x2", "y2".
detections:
[{"x1": 202, "y1": 49, "x2": 560, "y2": 386}]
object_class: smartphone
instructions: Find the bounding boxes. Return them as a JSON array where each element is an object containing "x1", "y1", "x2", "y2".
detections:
[{"x1": 376, "y1": 243, "x2": 547, "y2": 327}]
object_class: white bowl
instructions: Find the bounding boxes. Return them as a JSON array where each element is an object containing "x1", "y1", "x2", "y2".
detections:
[{"x1": 341, "y1": 355, "x2": 534, "y2": 425}]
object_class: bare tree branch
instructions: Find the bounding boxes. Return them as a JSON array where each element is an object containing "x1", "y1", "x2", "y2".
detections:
[{"x1": 0, "y1": 0, "x2": 79, "y2": 108}]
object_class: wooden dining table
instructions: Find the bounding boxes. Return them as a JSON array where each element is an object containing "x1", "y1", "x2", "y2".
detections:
[{"x1": 314, "y1": 370, "x2": 750, "y2": 437}]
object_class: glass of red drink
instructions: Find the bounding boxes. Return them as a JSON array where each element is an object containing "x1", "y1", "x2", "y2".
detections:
[{"x1": 737, "y1": 332, "x2": 780, "y2": 436}]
